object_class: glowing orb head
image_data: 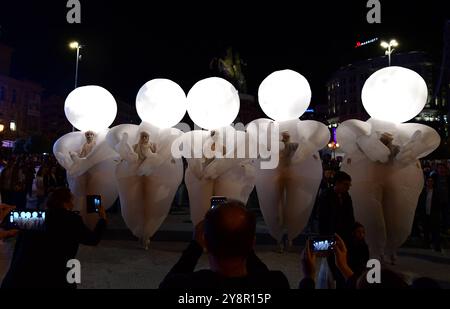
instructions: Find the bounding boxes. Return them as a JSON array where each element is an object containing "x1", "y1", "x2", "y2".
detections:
[
  {"x1": 65, "y1": 86, "x2": 117, "y2": 132},
  {"x1": 258, "y1": 69, "x2": 311, "y2": 121},
  {"x1": 187, "y1": 77, "x2": 240, "y2": 130},
  {"x1": 362, "y1": 66, "x2": 428, "y2": 124},
  {"x1": 136, "y1": 79, "x2": 187, "y2": 128}
]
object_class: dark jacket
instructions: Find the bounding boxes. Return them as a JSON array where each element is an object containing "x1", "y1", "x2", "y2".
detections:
[
  {"x1": 417, "y1": 187, "x2": 440, "y2": 223},
  {"x1": 1, "y1": 208, "x2": 106, "y2": 288},
  {"x1": 347, "y1": 240, "x2": 370, "y2": 276},
  {"x1": 318, "y1": 188, "x2": 355, "y2": 244},
  {"x1": 159, "y1": 241, "x2": 290, "y2": 289}
]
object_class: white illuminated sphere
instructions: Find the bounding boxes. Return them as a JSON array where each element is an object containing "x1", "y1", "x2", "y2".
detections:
[
  {"x1": 362, "y1": 66, "x2": 428, "y2": 123},
  {"x1": 136, "y1": 79, "x2": 187, "y2": 128},
  {"x1": 65, "y1": 86, "x2": 117, "y2": 132},
  {"x1": 187, "y1": 77, "x2": 240, "y2": 130},
  {"x1": 258, "y1": 69, "x2": 311, "y2": 121}
]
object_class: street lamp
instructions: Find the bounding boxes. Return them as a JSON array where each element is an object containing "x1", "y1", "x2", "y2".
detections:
[
  {"x1": 327, "y1": 141, "x2": 340, "y2": 159},
  {"x1": 380, "y1": 39, "x2": 398, "y2": 66},
  {"x1": 69, "y1": 41, "x2": 82, "y2": 89},
  {"x1": 69, "y1": 41, "x2": 82, "y2": 132}
]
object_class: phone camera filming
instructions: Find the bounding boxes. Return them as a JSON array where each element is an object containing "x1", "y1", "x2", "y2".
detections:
[
  {"x1": 313, "y1": 240, "x2": 332, "y2": 251},
  {"x1": 210, "y1": 196, "x2": 227, "y2": 209},
  {"x1": 310, "y1": 236, "x2": 336, "y2": 256},
  {"x1": 9, "y1": 210, "x2": 46, "y2": 230},
  {"x1": 86, "y1": 195, "x2": 102, "y2": 213}
]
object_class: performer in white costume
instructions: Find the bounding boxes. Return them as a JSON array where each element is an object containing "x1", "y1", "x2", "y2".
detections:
[
  {"x1": 133, "y1": 131, "x2": 156, "y2": 162},
  {"x1": 78, "y1": 131, "x2": 96, "y2": 158},
  {"x1": 106, "y1": 79, "x2": 185, "y2": 249},
  {"x1": 180, "y1": 77, "x2": 256, "y2": 226},
  {"x1": 53, "y1": 86, "x2": 119, "y2": 224},
  {"x1": 336, "y1": 66, "x2": 440, "y2": 263},
  {"x1": 249, "y1": 70, "x2": 330, "y2": 252}
]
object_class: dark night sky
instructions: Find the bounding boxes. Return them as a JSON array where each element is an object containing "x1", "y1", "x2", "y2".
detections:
[{"x1": 0, "y1": 1, "x2": 449, "y2": 107}]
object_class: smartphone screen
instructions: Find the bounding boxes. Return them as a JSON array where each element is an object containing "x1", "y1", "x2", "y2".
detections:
[
  {"x1": 8, "y1": 210, "x2": 46, "y2": 230},
  {"x1": 86, "y1": 195, "x2": 101, "y2": 213},
  {"x1": 210, "y1": 196, "x2": 227, "y2": 209},
  {"x1": 310, "y1": 236, "x2": 336, "y2": 253}
]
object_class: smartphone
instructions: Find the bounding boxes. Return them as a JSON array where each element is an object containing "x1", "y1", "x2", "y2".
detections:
[
  {"x1": 210, "y1": 196, "x2": 227, "y2": 209},
  {"x1": 86, "y1": 195, "x2": 101, "y2": 213},
  {"x1": 310, "y1": 235, "x2": 336, "y2": 255},
  {"x1": 7, "y1": 210, "x2": 46, "y2": 230}
]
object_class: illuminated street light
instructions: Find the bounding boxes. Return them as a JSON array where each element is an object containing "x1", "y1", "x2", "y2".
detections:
[
  {"x1": 69, "y1": 41, "x2": 82, "y2": 132},
  {"x1": 327, "y1": 141, "x2": 340, "y2": 159},
  {"x1": 380, "y1": 39, "x2": 399, "y2": 66},
  {"x1": 69, "y1": 41, "x2": 82, "y2": 89},
  {"x1": 69, "y1": 41, "x2": 79, "y2": 49}
]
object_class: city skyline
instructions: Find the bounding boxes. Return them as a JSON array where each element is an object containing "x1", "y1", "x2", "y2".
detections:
[{"x1": 0, "y1": 1, "x2": 448, "y2": 106}]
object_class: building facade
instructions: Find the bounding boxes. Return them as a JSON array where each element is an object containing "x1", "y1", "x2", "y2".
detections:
[
  {"x1": 0, "y1": 43, "x2": 43, "y2": 142},
  {"x1": 40, "y1": 95, "x2": 72, "y2": 142}
]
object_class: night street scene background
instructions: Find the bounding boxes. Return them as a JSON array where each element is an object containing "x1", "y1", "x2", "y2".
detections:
[{"x1": 0, "y1": 0, "x2": 450, "y2": 292}]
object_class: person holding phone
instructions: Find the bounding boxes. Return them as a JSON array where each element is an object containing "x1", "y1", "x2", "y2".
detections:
[
  {"x1": 317, "y1": 171, "x2": 355, "y2": 288},
  {"x1": 301, "y1": 234, "x2": 411, "y2": 289},
  {"x1": 160, "y1": 200, "x2": 289, "y2": 288},
  {"x1": 0, "y1": 204, "x2": 19, "y2": 240},
  {"x1": 300, "y1": 234, "x2": 355, "y2": 289},
  {"x1": 0, "y1": 204, "x2": 18, "y2": 284},
  {"x1": 298, "y1": 234, "x2": 356, "y2": 289},
  {"x1": 2, "y1": 187, "x2": 107, "y2": 288}
]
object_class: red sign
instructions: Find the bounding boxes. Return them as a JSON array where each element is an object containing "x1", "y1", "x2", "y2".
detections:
[{"x1": 355, "y1": 38, "x2": 379, "y2": 48}]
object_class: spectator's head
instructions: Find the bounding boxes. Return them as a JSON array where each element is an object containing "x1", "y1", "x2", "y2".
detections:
[
  {"x1": 437, "y1": 163, "x2": 447, "y2": 176},
  {"x1": 357, "y1": 268, "x2": 409, "y2": 289},
  {"x1": 426, "y1": 176, "x2": 435, "y2": 189},
  {"x1": 204, "y1": 200, "x2": 256, "y2": 260},
  {"x1": 411, "y1": 277, "x2": 441, "y2": 289},
  {"x1": 352, "y1": 222, "x2": 366, "y2": 242},
  {"x1": 46, "y1": 187, "x2": 74, "y2": 211},
  {"x1": 334, "y1": 171, "x2": 352, "y2": 194}
]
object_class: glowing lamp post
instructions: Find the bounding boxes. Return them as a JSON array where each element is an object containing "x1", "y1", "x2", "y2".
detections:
[
  {"x1": 69, "y1": 41, "x2": 82, "y2": 89},
  {"x1": 327, "y1": 141, "x2": 340, "y2": 159},
  {"x1": 380, "y1": 39, "x2": 398, "y2": 67}
]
